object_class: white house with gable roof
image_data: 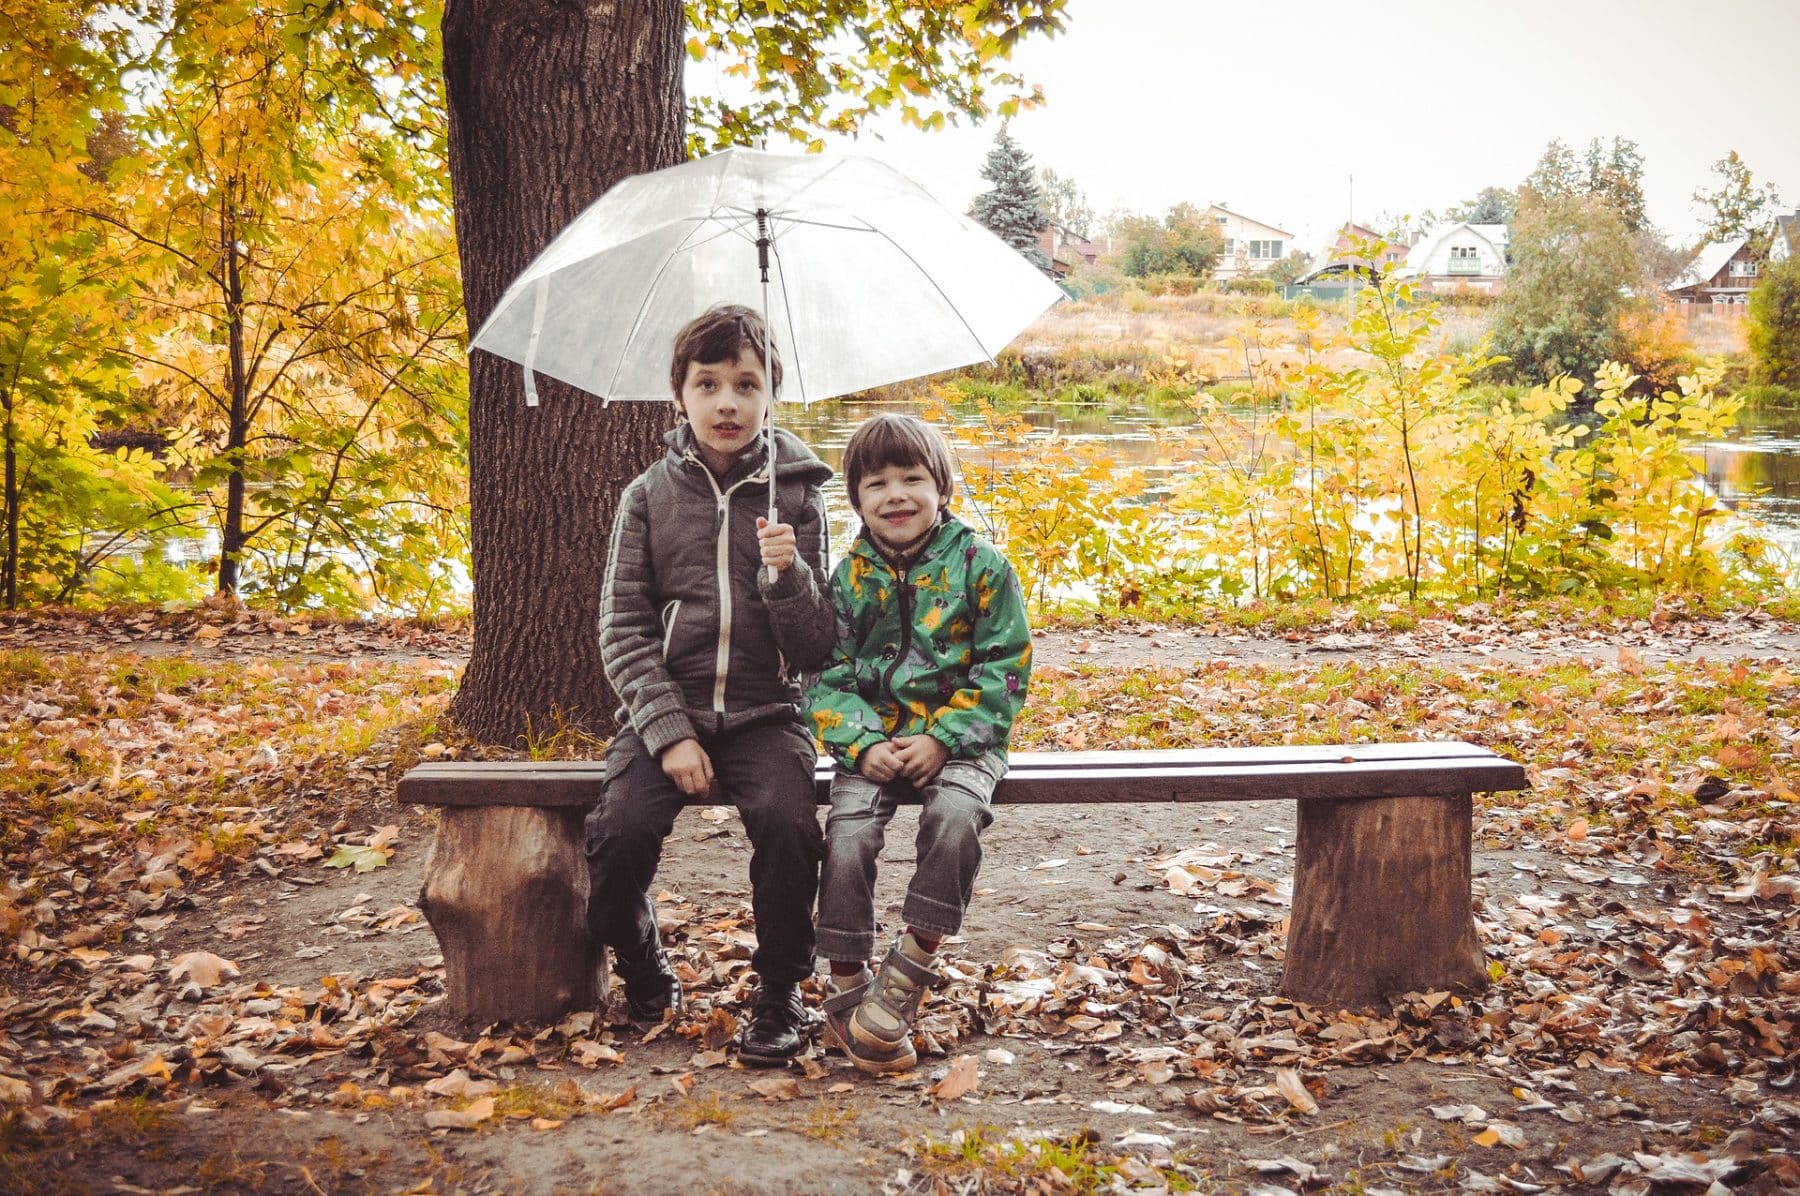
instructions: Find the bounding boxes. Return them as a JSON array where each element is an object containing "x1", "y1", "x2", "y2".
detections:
[
  {"x1": 1391, "y1": 223, "x2": 1510, "y2": 294},
  {"x1": 1205, "y1": 204, "x2": 1295, "y2": 281}
]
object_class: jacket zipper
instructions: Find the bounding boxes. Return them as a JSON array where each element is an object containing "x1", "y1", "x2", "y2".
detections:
[
  {"x1": 689, "y1": 452, "x2": 763, "y2": 714},
  {"x1": 877, "y1": 548, "x2": 916, "y2": 712}
]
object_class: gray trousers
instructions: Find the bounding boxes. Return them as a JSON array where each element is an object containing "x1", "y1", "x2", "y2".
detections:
[{"x1": 814, "y1": 751, "x2": 1006, "y2": 963}]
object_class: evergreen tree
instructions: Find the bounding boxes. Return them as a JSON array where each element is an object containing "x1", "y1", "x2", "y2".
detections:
[
  {"x1": 971, "y1": 125, "x2": 1051, "y2": 272},
  {"x1": 1584, "y1": 136, "x2": 1647, "y2": 233},
  {"x1": 1445, "y1": 186, "x2": 1517, "y2": 226}
]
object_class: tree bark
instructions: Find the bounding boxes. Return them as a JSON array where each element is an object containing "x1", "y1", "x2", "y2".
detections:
[
  {"x1": 442, "y1": 0, "x2": 684, "y2": 744},
  {"x1": 418, "y1": 805, "x2": 598, "y2": 1023},
  {"x1": 1280, "y1": 793, "x2": 1489, "y2": 1009},
  {"x1": 3, "y1": 391, "x2": 17, "y2": 610}
]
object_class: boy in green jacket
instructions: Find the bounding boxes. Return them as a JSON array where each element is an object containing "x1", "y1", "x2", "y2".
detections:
[{"x1": 807, "y1": 413, "x2": 1031, "y2": 1074}]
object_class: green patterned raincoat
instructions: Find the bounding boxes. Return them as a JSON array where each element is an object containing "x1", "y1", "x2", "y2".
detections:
[{"x1": 806, "y1": 515, "x2": 1031, "y2": 771}]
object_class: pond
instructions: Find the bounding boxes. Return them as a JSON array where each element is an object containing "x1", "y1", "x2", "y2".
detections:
[{"x1": 782, "y1": 392, "x2": 1800, "y2": 566}]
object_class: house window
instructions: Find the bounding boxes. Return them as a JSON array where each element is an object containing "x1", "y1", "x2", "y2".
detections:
[
  {"x1": 1249, "y1": 239, "x2": 1283, "y2": 259},
  {"x1": 1222, "y1": 238, "x2": 1235, "y2": 253},
  {"x1": 1728, "y1": 259, "x2": 1760, "y2": 278}
]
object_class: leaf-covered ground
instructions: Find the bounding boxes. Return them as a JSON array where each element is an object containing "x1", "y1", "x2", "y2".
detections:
[{"x1": 1, "y1": 624, "x2": 1796, "y2": 1193}]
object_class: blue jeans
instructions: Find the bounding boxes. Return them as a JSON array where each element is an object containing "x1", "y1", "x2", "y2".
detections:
[{"x1": 814, "y1": 751, "x2": 1006, "y2": 964}]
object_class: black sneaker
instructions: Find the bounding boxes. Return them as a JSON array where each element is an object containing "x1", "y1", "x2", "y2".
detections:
[{"x1": 737, "y1": 983, "x2": 807, "y2": 1067}]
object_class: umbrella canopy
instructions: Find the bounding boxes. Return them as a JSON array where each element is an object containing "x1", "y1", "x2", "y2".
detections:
[{"x1": 470, "y1": 148, "x2": 1063, "y2": 406}]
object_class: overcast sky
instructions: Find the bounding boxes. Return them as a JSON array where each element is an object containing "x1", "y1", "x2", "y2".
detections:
[{"x1": 806, "y1": 0, "x2": 1799, "y2": 252}]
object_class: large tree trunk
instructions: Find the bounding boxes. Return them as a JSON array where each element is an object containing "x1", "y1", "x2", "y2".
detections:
[{"x1": 442, "y1": 0, "x2": 685, "y2": 744}]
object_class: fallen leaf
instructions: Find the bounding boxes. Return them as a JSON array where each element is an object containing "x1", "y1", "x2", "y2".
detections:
[
  {"x1": 325, "y1": 844, "x2": 390, "y2": 872},
  {"x1": 1274, "y1": 1068, "x2": 1318, "y2": 1115},
  {"x1": 168, "y1": 951, "x2": 239, "y2": 988},
  {"x1": 747, "y1": 1077, "x2": 799, "y2": 1101},
  {"x1": 424, "y1": 1096, "x2": 495, "y2": 1130},
  {"x1": 929, "y1": 1055, "x2": 980, "y2": 1102}
]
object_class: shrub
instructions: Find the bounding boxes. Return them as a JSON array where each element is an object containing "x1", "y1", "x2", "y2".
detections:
[
  {"x1": 1221, "y1": 277, "x2": 1277, "y2": 296},
  {"x1": 1747, "y1": 256, "x2": 1800, "y2": 388},
  {"x1": 1617, "y1": 302, "x2": 1696, "y2": 397}
]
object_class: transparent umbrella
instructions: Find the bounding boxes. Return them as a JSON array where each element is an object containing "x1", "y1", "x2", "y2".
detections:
[{"x1": 470, "y1": 147, "x2": 1063, "y2": 521}]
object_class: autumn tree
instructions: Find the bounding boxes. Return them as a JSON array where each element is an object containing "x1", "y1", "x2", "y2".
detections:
[
  {"x1": 1112, "y1": 203, "x2": 1224, "y2": 279},
  {"x1": 1036, "y1": 164, "x2": 1095, "y2": 238},
  {"x1": 1693, "y1": 150, "x2": 1782, "y2": 249},
  {"x1": 111, "y1": 2, "x2": 469, "y2": 610},
  {"x1": 971, "y1": 125, "x2": 1051, "y2": 272},
  {"x1": 443, "y1": 1, "x2": 1067, "y2": 742},
  {"x1": 1490, "y1": 193, "x2": 1640, "y2": 385},
  {"x1": 1520, "y1": 136, "x2": 1646, "y2": 233},
  {"x1": 1583, "y1": 137, "x2": 1646, "y2": 234},
  {"x1": 1747, "y1": 257, "x2": 1800, "y2": 391},
  {"x1": 0, "y1": 3, "x2": 193, "y2": 608}
]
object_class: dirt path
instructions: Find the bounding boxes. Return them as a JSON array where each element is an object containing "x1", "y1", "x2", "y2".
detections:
[
  {"x1": 31, "y1": 795, "x2": 1787, "y2": 1195},
  {"x1": 5, "y1": 605, "x2": 1798, "y2": 672},
  {"x1": 3, "y1": 616, "x2": 1796, "y2": 1193}
]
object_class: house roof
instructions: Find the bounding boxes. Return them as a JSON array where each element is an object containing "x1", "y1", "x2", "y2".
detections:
[
  {"x1": 1205, "y1": 204, "x2": 1294, "y2": 238},
  {"x1": 1668, "y1": 238, "x2": 1747, "y2": 291},
  {"x1": 1300, "y1": 223, "x2": 1411, "y2": 277},
  {"x1": 1393, "y1": 223, "x2": 1508, "y2": 277},
  {"x1": 1774, "y1": 212, "x2": 1798, "y2": 257}
]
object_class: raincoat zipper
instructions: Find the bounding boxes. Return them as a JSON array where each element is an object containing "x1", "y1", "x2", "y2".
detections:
[
  {"x1": 688, "y1": 451, "x2": 765, "y2": 714},
  {"x1": 876, "y1": 549, "x2": 915, "y2": 714}
]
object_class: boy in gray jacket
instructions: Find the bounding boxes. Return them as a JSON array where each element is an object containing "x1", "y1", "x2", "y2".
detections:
[{"x1": 586, "y1": 304, "x2": 835, "y2": 1066}]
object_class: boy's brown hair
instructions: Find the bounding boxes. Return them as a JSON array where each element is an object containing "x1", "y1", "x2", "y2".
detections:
[
  {"x1": 842, "y1": 413, "x2": 955, "y2": 511},
  {"x1": 668, "y1": 303, "x2": 783, "y2": 396}
]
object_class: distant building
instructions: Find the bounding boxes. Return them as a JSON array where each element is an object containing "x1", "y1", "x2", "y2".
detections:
[
  {"x1": 1666, "y1": 238, "x2": 1763, "y2": 307},
  {"x1": 1770, "y1": 210, "x2": 1798, "y2": 265},
  {"x1": 1391, "y1": 223, "x2": 1510, "y2": 294},
  {"x1": 1038, "y1": 222, "x2": 1106, "y2": 278},
  {"x1": 1297, "y1": 222, "x2": 1411, "y2": 283},
  {"x1": 1205, "y1": 204, "x2": 1295, "y2": 281}
]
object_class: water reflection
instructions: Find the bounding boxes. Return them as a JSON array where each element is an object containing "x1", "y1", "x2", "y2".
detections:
[
  {"x1": 1693, "y1": 402, "x2": 1800, "y2": 557},
  {"x1": 785, "y1": 393, "x2": 1800, "y2": 558}
]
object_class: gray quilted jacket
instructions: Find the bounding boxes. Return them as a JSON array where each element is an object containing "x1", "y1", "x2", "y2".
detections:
[{"x1": 599, "y1": 423, "x2": 835, "y2": 756}]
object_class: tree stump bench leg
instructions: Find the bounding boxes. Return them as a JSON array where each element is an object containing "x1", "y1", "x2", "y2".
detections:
[
  {"x1": 1279, "y1": 792, "x2": 1488, "y2": 1009},
  {"x1": 418, "y1": 806, "x2": 599, "y2": 1024}
]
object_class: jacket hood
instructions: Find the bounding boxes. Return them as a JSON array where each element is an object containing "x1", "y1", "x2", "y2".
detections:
[{"x1": 664, "y1": 422, "x2": 833, "y2": 489}]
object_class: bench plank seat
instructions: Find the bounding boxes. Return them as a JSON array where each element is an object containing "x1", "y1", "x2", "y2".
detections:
[
  {"x1": 400, "y1": 742, "x2": 1526, "y2": 1020},
  {"x1": 399, "y1": 745, "x2": 1526, "y2": 808}
]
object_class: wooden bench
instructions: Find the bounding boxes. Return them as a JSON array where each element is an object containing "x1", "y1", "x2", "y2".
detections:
[{"x1": 398, "y1": 742, "x2": 1527, "y2": 1022}]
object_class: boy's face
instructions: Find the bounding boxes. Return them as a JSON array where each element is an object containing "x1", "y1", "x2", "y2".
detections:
[
  {"x1": 855, "y1": 462, "x2": 944, "y2": 556},
  {"x1": 674, "y1": 350, "x2": 769, "y2": 473}
]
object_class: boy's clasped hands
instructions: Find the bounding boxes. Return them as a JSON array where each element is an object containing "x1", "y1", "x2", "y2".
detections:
[{"x1": 856, "y1": 735, "x2": 949, "y2": 786}]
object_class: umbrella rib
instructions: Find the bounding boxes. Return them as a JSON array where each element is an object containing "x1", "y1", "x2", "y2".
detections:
[
  {"x1": 766, "y1": 233, "x2": 808, "y2": 406},
  {"x1": 601, "y1": 216, "x2": 719, "y2": 401},
  {"x1": 854, "y1": 216, "x2": 994, "y2": 362}
]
